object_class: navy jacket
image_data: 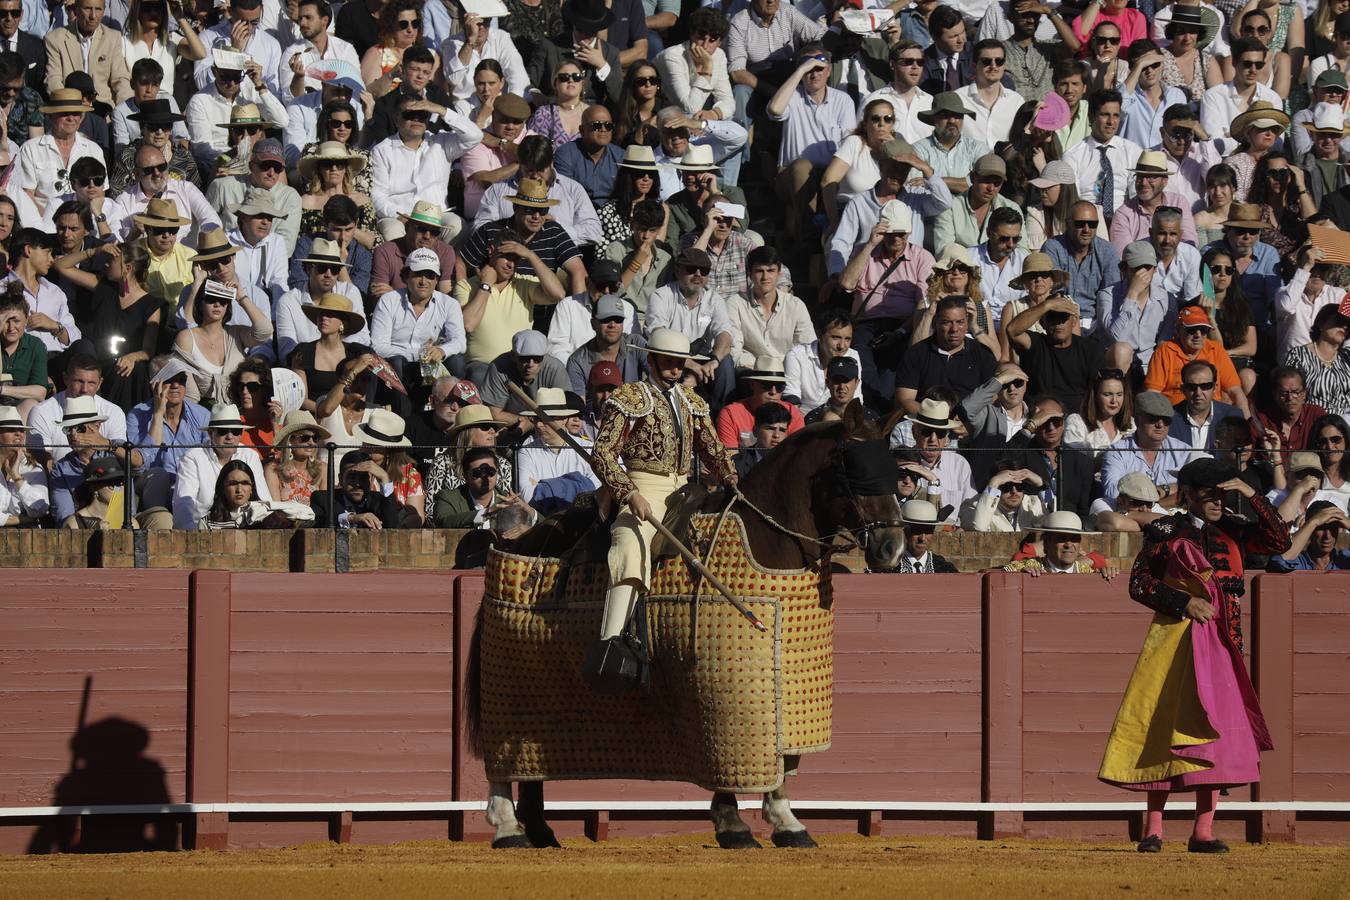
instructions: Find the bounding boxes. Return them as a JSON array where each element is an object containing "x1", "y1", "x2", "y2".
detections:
[{"x1": 1168, "y1": 399, "x2": 1241, "y2": 451}]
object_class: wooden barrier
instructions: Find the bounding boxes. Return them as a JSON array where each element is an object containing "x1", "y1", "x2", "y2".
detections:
[{"x1": 0, "y1": 570, "x2": 1346, "y2": 851}]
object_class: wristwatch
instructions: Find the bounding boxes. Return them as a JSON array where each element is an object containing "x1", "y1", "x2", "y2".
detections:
[{"x1": 93, "y1": 213, "x2": 107, "y2": 224}]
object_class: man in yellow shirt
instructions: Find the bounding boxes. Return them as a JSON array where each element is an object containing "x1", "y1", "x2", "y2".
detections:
[
  {"x1": 455, "y1": 231, "x2": 565, "y2": 383},
  {"x1": 137, "y1": 198, "x2": 198, "y2": 332}
]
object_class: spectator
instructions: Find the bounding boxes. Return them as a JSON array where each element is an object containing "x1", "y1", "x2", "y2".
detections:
[
  {"x1": 1284, "y1": 302, "x2": 1350, "y2": 416},
  {"x1": 200, "y1": 460, "x2": 292, "y2": 529},
  {"x1": 595, "y1": 145, "x2": 667, "y2": 246},
  {"x1": 134, "y1": 199, "x2": 197, "y2": 315},
  {"x1": 892, "y1": 498, "x2": 959, "y2": 573},
  {"x1": 351, "y1": 408, "x2": 425, "y2": 526},
  {"x1": 1005, "y1": 292, "x2": 1105, "y2": 415},
  {"x1": 1108, "y1": 151, "x2": 1199, "y2": 252},
  {"x1": 126, "y1": 358, "x2": 211, "y2": 481},
  {"x1": 1090, "y1": 470, "x2": 1167, "y2": 532},
  {"x1": 733, "y1": 399, "x2": 792, "y2": 478},
  {"x1": 727, "y1": 245, "x2": 811, "y2": 370},
  {"x1": 463, "y1": 175, "x2": 588, "y2": 295},
  {"x1": 0, "y1": 3, "x2": 44, "y2": 97},
  {"x1": 1004, "y1": 395, "x2": 1095, "y2": 520},
  {"x1": 0, "y1": 405, "x2": 46, "y2": 525},
  {"x1": 113, "y1": 56, "x2": 187, "y2": 145},
  {"x1": 442, "y1": 11, "x2": 529, "y2": 110},
  {"x1": 961, "y1": 457, "x2": 1045, "y2": 532},
  {"x1": 934, "y1": 153, "x2": 1021, "y2": 251},
  {"x1": 581, "y1": 361, "x2": 621, "y2": 437},
  {"x1": 368, "y1": 91, "x2": 481, "y2": 239},
  {"x1": 515, "y1": 387, "x2": 599, "y2": 509},
  {"x1": 184, "y1": 51, "x2": 288, "y2": 171},
  {"x1": 1277, "y1": 244, "x2": 1345, "y2": 360},
  {"x1": 716, "y1": 355, "x2": 803, "y2": 449},
  {"x1": 311, "y1": 449, "x2": 404, "y2": 529},
  {"x1": 896, "y1": 296, "x2": 998, "y2": 415},
  {"x1": 171, "y1": 402, "x2": 272, "y2": 529},
  {"x1": 1308, "y1": 416, "x2": 1350, "y2": 509},
  {"x1": 62, "y1": 452, "x2": 173, "y2": 529},
  {"x1": 290, "y1": 196, "x2": 374, "y2": 300},
  {"x1": 1155, "y1": 6, "x2": 1223, "y2": 102},
  {"x1": 433, "y1": 445, "x2": 516, "y2": 528},
  {"x1": 1065, "y1": 366, "x2": 1135, "y2": 459},
  {"x1": 370, "y1": 201, "x2": 461, "y2": 296},
  {"x1": 804, "y1": 356, "x2": 873, "y2": 426},
  {"x1": 439, "y1": 404, "x2": 516, "y2": 497},
  {"x1": 1101, "y1": 389, "x2": 1200, "y2": 503},
  {"x1": 973, "y1": 206, "x2": 1028, "y2": 327},
  {"x1": 1293, "y1": 75, "x2": 1350, "y2": 159},
  {"x1": 1273, "y1": 449, "x2": 1343, "y2": 522},
  {"x1": 684, "y1": 194, "x2": 790, "y2": 302},
  {"x1": 662, "y1": 137, "x2": 748, "y2": 241},
  {"x1": 1002, "y1": 511, "x2": 1117, "y2": 578},
  {"x1": 1145, "y1": 305, "x2": 1248, "y2": 414},
  {"x1": 192, "y1": 0, "x2": 281, "y2": 94},
  {"x1": 645, "y1": 246, "x2": 737, "y2": 409},
  {"x1": 5, "y1": 228, "x2": 79, "y2": 356},
  {"x1": 478, "y1": 328, "x2": 572, "y2": 425},
  {"x1": 1158, "y1": 104, "x2": 1223, "y2": 213},
  {"x1": 913, "y1": 91, "x2": 988, "y2": 196},
  {"x1": 43, "y1": 0, "x2": 132, "y2": 106},
  {"x1": 554, "y1": 105, "x2": 625, "y2": 206},
  {"x1": 205, "y1": 139, "x2": 303, "y2": 253},
  {"x1": 1210, "y1": 202, "x2": 1283, "y2": 336},
  {"x1": 820, "y1": 98, "x2": 897, "y2": 233},
  {"x1": 276, "y1": 242, "x2": 369, "y2": 363},
  {"x1": 1252, "y1": 365, "x2": 1326, "y2": 456},
  {"x1": 284, "y1": 70, "x2": 368, "y2": 169},
  {"x1": 72, "y1": 238, "x2": 160, "y2": 409},
  {"x1": 767, "y1": 42, "x2": 854, "y2": 252},
  {"x1": 1044, "y1": 199, "x2": 1119, "y2": 331},
  {"x1": 44, "y1": 393, "x2": 138, "y2": 523},
  {"x1": 784, "y1": 308, "x2": 861, "y2": 415},
  {"x1": 956, "y1": 39, "x2": 1024, "y2": 147},
  {"x1": 1062, "y1": 88, "x2": 1144, "y2": 224},
  {"x1": 725, "y1": 0, "x2": 826, "y2": 151},
  {"x1": 1104, "y1": 213, "x2": 1204, "y2": 372},
  {"x1": 460, "y1": 92, "x2": 533, "y2": 220},
  {"x1": 280, "y1": 0, "x2": 361, "y2": 98},
  {"x1": 13, "y1": 90, "x2": 104, "y2": 225},
  {"x1": 615, "y1": 61, "x2": 667, "y2": 149},
  {"x1": 601, "y1": 198, "x2": 673, "y2": 319},
  {"x1": 656, "y1": 7, "x2": 734, "y2": 125},
  {"x1": 1170, "y1": 359, "x2": 1240, "y2": 450},
  {"x1": 1120, "y1": 41, "x2": 1189, "y2": 150},
  {"x1": 919, "y1": 6, "x2": 973, "y2": 96},
  {"x1": 527, "y1": 0, "x2": 624, "y2": 109},
  {"x1": 1022, "y1": 160, "x2": 1088, "y2": 253},
  {"x1": 1052, "y1": 58, "x2": 1091, "y2": 153},
  {"x1": 110, "y1": 96, "x2": 199, "y2": 195},
  {"x1": 225, "y1": 189, "x2": 288, "y2": 310},
  {"x1": 857, "y1": 40, "x2": 934, "y2": 145},
  {"x1": 961, "y1": 363, "x2": 1031, "y2": 446},
  {"x1": 1200, "y1": 37, "x2": 1282, "y2": 145},
  {"x1": 362, "y1": 44, "x2": 455, "y2": 148},
  {"x1": 998, "y1": 251, "x2": 1069, "y2": 356},
  {"x1": 564, "y1": 293, "x2": 645, "y2": 394},
  {"x1": 897, "y1": 396, "x2": 975, "y2": 522},
  {"x1": 106, "y1": 144, "x2": 221, "y2": 248},
  {"x1": 296, "y1": 141, "x2": 378, "y2": 249},
  {"x1": 1269, "y1": 499, "x2": 1350, "y2": 570},
  {"x1": 915, "y1": 245, "x2": 1000, "y2": 358},
  {"x1": 548, "y1": 259, "x2": 636, "y2": 361},
  {"x1": 370, "y1": 247, "x2": 467, "y2": 386},
  {"x1": 406, "y1": 377, "x2": 481, "y2": 475}
]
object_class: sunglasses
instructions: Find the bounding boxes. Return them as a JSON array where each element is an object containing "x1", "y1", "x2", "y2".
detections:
[
  {"x1": 1184, "y1": 325, "x2": 1211, "y2": 335},
  {"x1": 1242, "y1": 25, "x2": 1271, "y2": 35},
  {"x1": 1182, "y1": 380, "x2": 1216, "y2": 391},
  {"x1": 319, "y1": 159, "x2": 348, "y2": 169},
  {"x1": 254, "y1": 162, "x2": 284, "y2": 173},
  {"x1": 475, "y1": 423, "x2": 503, "y2": 431},
  {"x1": 681, "y1": 265, "x2": 710, "y2": 275},
  {"x1": 1230, "y1": 227, "x2": 1261, "y2": 235},
  {"x1": 397, "y1": 16, "x2": 421, "y2": 29},
  {"x1": 468, "y1": 465, "x2": 498, "y2": 477},
  {"x1": 1318, "y1": 434, "x2": 1347, "y2": 446},
  {"x1": 202, "y1": 296, "x2": 230, "y2": 306},
  {"x1": 1237, "y1": 59, "x2": 1264, "y2": 69},
  {"x1": 897, "y1": 56, "x2": 924, "y2": 66},
  {"x1": 1073, "y1": 218, "x2": 1099, "y2": 228},
  {"x1": 979, "y1": 57, "x2": 1005, "y2": 66},
  {"x1": 241, "y1": 381, "x2": 266, "y2": 393},
  {"x1": 1094, "y1": 34, "x2": 1121, "y2": 44},
  {"x1": 0, "y1": 8, "x2": 21, "y2": 17},
  {"x1": 401, "y1": 110, "x2": 432, "y2": 121},
  {"x1": 289, "y1": 433, "x2": 318, "y2": 444},
  {"x1": 1037, "y1": 416, "x2": 1065, "y2": 428},
  {"x1": 77, "y1": 175, "x2": 106, "y2": 188},
  {"x1": 633, "y1": 75, "x2": 660, "y2": 87},
  {"x1": 311, "y1": 263, "x2": 342, "y2": 274},
  {"x1": 1167, "y1": 129, "x2": 1195, "y2": 141},
  {"x1": 556, "y1": 71, "x2": 585, "y2": 83},
  {"x1": 994, "y1": 233, "x2": 1022, "y2": 244},
  {"x1": 203, "y1": 259, "x2": 231, "y2": 271},
  {"x1": 867, "y1": 114, "x2": 895, "y2": 124},
  {"x1": 1002, "y1": 378, "x2": 1027, "y2": 389},
  {"x1": 147, "y1": 225, "x2": 177, "y2": 236},
  {"x1": 414, "y1": 223, "x2": 441, "y2": 235},
  {"x1": 588, "y1": 121, "x2": 614, "y2": 131},
  {"x1": 329, "y1": 118, "x2": 354, "y2": 129},
  {"x1": 1208, "y1": 263, "x2": 1235, "y2": 275},
  {"x1": 139, "y1": 162, "x2": 169, "y2": 175},
  {"x1": 217, "y1": 70, "x2": 244, "y2": 82},
  {"x1": 998, "y1": 482, "x2": 1024, "y2": 493}
]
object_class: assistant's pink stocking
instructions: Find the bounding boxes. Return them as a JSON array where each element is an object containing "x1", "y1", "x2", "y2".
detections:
[
  {"x1": 1192, "y1": 787, "x2": 1217, "y2": 841},
  {"x1": 1145, "y1": 790, "x2": 1168, "y2": 838}
]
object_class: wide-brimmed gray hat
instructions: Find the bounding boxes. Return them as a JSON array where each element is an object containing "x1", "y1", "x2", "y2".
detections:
[{"x1": 918, "y1": 92, "x2": 973, "y2": 125}]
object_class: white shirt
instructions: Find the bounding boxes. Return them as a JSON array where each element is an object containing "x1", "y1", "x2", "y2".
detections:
[
  {"x1": 1062, "y1": 134, "x2": 1145, "y2": 215},
  {"x1": 975, "y1": 243, "x2": 1028, "y2": 326},
  {"x1": 105, "y1": 178, "x2": 223, "y2": 248},
  {"x1": 4, "y1": 274, "x2": 79, "y2": 353},
  {"x1": 184, "y1": 82, "x2": 289, "y2": 166},
  {"x1": 278, "y1": 34, "x2": 361, "y2": 97},
  {"x1": 515, "y1": 434, "x2": 599, "y2": 504},
  {"x1": 228, "y1": 227, "x2": 288, "y2": 308},
  {"x1": 370, "y1": 289, "x2": 467, "y2": 361},
  {"x1": 274, "y1": 281, "x2": 370, "y2": 361},
  {"x1": 957, "y1": 82, "x2": 1025, "y2": 148},
  {"x1": 1277, "y1": 268, "x2": 1348, "y2": 360},
  {"x1": 656, "y1": 43, "x2": 735, "y2": 121},
  {"x1": 914, "y1": 452, "x2": 976, "y2": 524},
  {"x1": 545, "y1": 291, "x2": 638, "y2": 364},
  {"x1": 784, "y1": 340, "x2": 862, "y2": 413},
  {"x1": 369, "y1": 119, "x2": 485, "y2": 221},
  {"x1": 0, "y1": 457, "x2": 47, "y2": 520},
  {"x1": 1158, "y1": 139, "x2": 1224, "y2": 212},
  {"x1": 194, "y1": 21, "x2": 284, "y2": 94},
  {"x1": 856, "y1": 85, "x2": 934, "y2": 143},
  {"x1": 172, "y1": 445, "x2": 273, "y2": 529},
  {"x1": 26, "y1": 392, "x2": 128, "y2": 463},
  {"x1": 442, "y1": 28, "x2": 530, "y2": 104},
  {"x1": 1199, "y1": 81, "x2": 1283, "y2": 149},
  {"x1": 12, "y1": 133, "x2": 104, "y2": 217},
  {"x1": 644, "y1": 284, "x2": 735, "y2": 351},
  {"x1": 111, "y1": 95, "x2": 191, "y2": 146}
]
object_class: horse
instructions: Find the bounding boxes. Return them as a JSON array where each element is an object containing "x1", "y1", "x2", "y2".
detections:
[{"x1": 465, "y1": 401, "x2": 906, "y2": 849}]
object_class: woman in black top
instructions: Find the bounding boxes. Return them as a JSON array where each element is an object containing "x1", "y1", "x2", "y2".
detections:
[
  {"x1": 69, "y1": 238, "x2": 160, "y2": 410},
  {"x1": 287, "y1": 294, "x2": 375, "y2": 409}
]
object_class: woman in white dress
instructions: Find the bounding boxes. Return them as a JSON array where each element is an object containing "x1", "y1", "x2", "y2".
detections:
[
  {"x1": 1065, "y1": 368, "x2": 1136, "y2": 467},
  {"x1": 122, "y1": 0, "x2": 208, "y2": 94},
  {"x1": 820, "y1": 98, "x2": 894, "y2": 232}
]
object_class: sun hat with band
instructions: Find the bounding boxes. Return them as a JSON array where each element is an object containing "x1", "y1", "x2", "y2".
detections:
[
  {"x1": 275, "y1": 410, "x2": 332, "y2": 446},
  {"x1": 1129, "y1": 150, "x2": 1175, "y2": 177},
  {"x1": 39, "y1": 88, "x2": 93, "y2": 115},
  {"x1": 1221, "y1": 202, "x2": 1264, "y2": 228},
  {"x1": 0, "y1": 406, "x2": 32, "y2": 431},
  {"x1": 1230, "y1": 100, "x2": 1290, "y2": 138},
  {"x1": 744, "y1": 355, "x2": 787, "y2": 384},
  {"x1": 878, "y1": 199, "x2": 913, "y2": 234},
  {"x1": 618, "y1": 144, "x2": 658, "y2": 171},
  {"x1": 918, "y1": 91, "x2": 974, "y2": 124},
  {"x1": 207, "y1": 403, "x2": 246, "y2": 431},
  {"x1": 1303, "y1": 102, "x2": 1350, "y2": 136},
  {"x1": 132, "y1": 197, "x2": 190, "y2": 230},
  {"x1": 519, "y1": 386, "x2": 581, "y2": 418},
  {"x1": 1034, "y1": 510, "x2": 1097, "y2": 535},
  {"x1": 129, "y1": 97, "x2": 185, "y2": 126},
  {"x1": 299, "y1": 237, "x2": 351, "y2": 270},
  {"x1": 236, "y1": 187, "x2": 281, "y2": 218},
  {"x1": 1009, "y1": 251, "x2": 1068, "y2": 290},
  {"x1": 900, "y1": 499, "x2": 941, "y2": 527},
  {"x1": 221, "y1": 102, "x2": 265, "y2": 130},
  {"x1": 673, "y1": 144, "x2": 719, "y2": 172},
  {"x1": 447, "y1": 404, "x2": 507, "y2": 438},
  {"x1": 646, "y1": 327, "x2": 710, "y2": 361},
  {"x1": 194, "y1": 229, "x2": 239, "y2": 263},
  {"x1": 905, "y1": 397, "x2": 962, "y2": 431},
  {"x1": 400, "y1": 200, "x2": 446, "y2": 229},
  {"x1": 508, "y1": 178, "x2": 560, "y2": 208},
  {"x1": 1165, "y1": 4, "x2": 1221, "y2": 51},
  {"x1": 82, "y1": 453, "x2": 127, "y2": 488},
  {"x1": 355, "y1": 408, "x2": 412, "y2": 447},
  {"x1": 298, "y1": 140, "x2": 368, "y2": 181},
  {"x1": 301, "y1": 293, "x2": 366, "y2": 332},
  {"x1": 932, "y1": 244, "x2": 976, "y2": 272},
  {"x1": 59, "y1": 395, "x2": 108, "y2": 430}
]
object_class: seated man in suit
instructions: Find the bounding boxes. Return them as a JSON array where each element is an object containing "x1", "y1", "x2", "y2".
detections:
[
  {"x1": 311, "y1": 451, "x2": 404, "y2": 529},
  {"x1": 0, "y1": 0, "x2": 45, "y2": 97},
  {"x1": 1169, "y1": 359, "x2": 1240, "y2": 451},
  {"x1": 43, "y1": 0, "x2": 132, "y2": 108}
]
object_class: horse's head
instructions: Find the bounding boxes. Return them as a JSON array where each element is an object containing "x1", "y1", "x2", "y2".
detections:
[{"x1": 822, "y1": 402, "x2": 906, "y2": 571}]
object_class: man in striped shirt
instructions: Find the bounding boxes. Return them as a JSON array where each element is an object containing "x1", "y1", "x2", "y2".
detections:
[{"x1": 459, "y1": 178, "x2": 587, "y2": 297}]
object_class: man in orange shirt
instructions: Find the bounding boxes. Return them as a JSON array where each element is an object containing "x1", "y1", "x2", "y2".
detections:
[
  {"x1": 1143, "y1": 305, "x2": 1250, "y2": 417},
  {"x1": 715, "y1": 355, "x2": 805, "y2": 449}
]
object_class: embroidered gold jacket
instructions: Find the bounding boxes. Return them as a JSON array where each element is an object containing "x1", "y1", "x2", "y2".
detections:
[{"x1": 591, "y1": 378, "x2": 735, "y2": 502}]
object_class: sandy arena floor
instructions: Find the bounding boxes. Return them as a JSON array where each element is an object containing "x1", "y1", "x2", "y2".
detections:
[{"x1": 2, "y1": 834, "x2": 1348, "y2": 899}]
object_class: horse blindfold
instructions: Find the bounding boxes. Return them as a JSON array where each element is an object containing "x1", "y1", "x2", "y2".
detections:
[{"x1": 839, "y1": 439, "x2": 898, "y2": 497}]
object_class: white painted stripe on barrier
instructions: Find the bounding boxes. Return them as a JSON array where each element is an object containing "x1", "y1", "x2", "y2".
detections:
[{"x1": 0, "y1": 801, "x2": 1348, "y2": 818}]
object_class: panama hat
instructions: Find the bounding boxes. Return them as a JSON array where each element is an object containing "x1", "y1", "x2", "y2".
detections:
[
  {"x1": 917, "y1": 91, "x2": 973, "y2": 125},
  {"x1": 673, "y1": 144, "x2": 719, "y2": 172},
  {"x1": 207, "y1": 403, "x2": 246, "y2": 431},
  {"x1": 193, "y1": 229, "x2": 239, "y2": 263},
  {"x1": 354, "y1": 408, "x2": 411, "y2": 447},
  {"x1": 1230, "y1": 101, "x2": 1290, "y2": 138},
  {"x1": 1010, "y1": 251, "x2": 1068, "y2": 289},
  {"x1": 744, "y1": 355, "x2": 787, "y2": 384},
  {"x1": 298, "y1": 237, "x2": 350, "y2": 269},
  {"x1": 274, "y1": 410, "x2": 331, "y2": 447},
  {"x1": 904, "y1": 397, "x2": 961, "y2": 431},
  {"x1": 298, "y1": 140, "x2": 367, "y2": 181},
  {"x1": 932, "y1": 244, "x2": 976, "y2": 272},
  {"x1": 645, "y1": 327, "x2": 709, "y2": 362},
  {"x1": 0, "y1": 406, "x2": 32, "y2": 431},
  {"x1": 1165, "y1": 4, "x2": 1221, "y2": 51},
  {"x1": 235, "y1": 187, "x2": 281, "y2": 218},
  {"x1": 619, "y1": 144, "x2": 658, "y2": 171},
  {"x1": 131, "y1": 197, "x2": 190, "y2": 229},
  {"x1": 1221, "y1": 202, "x2": 1264, "y2": 228},
  {"x1": 59, "y1": 395, "x2": 107, "y2": 430},
  {"x1": 1286, "y1": 451, "x2": 1325, "y2": 478},
  {"x1": 1029, "y1": 159, "x2": 1076, "y2": 188},
  {"x1": 900, "y1": 499, "x2": 941, "y2": 527},
  {"x1": 400, "y1": 200, "x2": 447, "y2": 229},
  {"x1": 507, "y1": 178, "x2": 559, "y2": 208},
  {"x1": 1303, "y1": 102, "x2": 1350, "y2": 136},
  {"x1": 221, "y1": 102, "x2": 265, "y2": 129},
  {"x1": 39, "y1": 88, "x2": 92, "y2": 115},
  {"x1": 1129, "y1": 150, "x2": 1175, "y2": 176},
  {"x1": 446, "y1": 404, "x2": 507, "y2": 439},
  {"x1": 300, "y1": 292, "x2": 366, "y2": 332},
  {"x1": 518, "y1": 386, "x2": 581, "y2": 418},
  {"x1": 128, "y1": 98, "x2": 184, "y2": 125},
  {"x1": 1033, "y1": 510, "x2": 1097, "y2": 535}
]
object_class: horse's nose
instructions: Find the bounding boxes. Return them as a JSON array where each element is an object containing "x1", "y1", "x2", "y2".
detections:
[{"x1": 870, "y1": 534, "x2": 903, "y2": 570}]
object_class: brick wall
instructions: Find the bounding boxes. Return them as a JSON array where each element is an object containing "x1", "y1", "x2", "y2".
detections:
[{"x1": 0, "y1": 529, "x2": 1148, "y2": 573}]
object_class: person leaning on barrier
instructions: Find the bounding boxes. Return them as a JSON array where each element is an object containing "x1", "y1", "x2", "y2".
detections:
[
  {"x1": 1090, "y1": 471, "x2": 1168, "y2": 533},
  {"x1": 888, "y1": 499, "x2": 958, "y2": 574},
  {"x1": 432, "y1": 445, "x2": 533, "y2": 532},
  {"x1": 1002, "y1": 511, "x2": 1120, "y2": 580},
  {"x1": 172, "y1": 403, "x2": 273, "y2": 529},
  {"x1": 311, "y1": 449, "x2": 403, "y2": 530},
  {"x1": 0, "y1": 404, "x2": 48, "y2": 526}
]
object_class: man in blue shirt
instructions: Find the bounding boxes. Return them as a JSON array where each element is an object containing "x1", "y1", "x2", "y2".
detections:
[
  {"x1": 1205, "y1": 203, "x2": 1280, "y2": 332},
  {"x1": 126, "y1": 359, "x2": 210, "y2": 477},
  {"x1": 553, "y1": 105, "x2": 624, "y2": 206},
  {"x1": 1100, "y1": 390, "x2": 1202, "y2": 503},
  {"x1": 1043, "y1": 198, "x2": 1119, "y2": 331},
  {"x1": 1268, "y1": 500, "x2": 1350, "y2": 572},
  {"x1": 289, "y1": 195, "x2": 373, "y2": 297}
]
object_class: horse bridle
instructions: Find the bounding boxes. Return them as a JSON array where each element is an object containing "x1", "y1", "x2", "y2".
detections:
[{"x1": 829, "y1": 442, "x2": 906, "y2": 551}]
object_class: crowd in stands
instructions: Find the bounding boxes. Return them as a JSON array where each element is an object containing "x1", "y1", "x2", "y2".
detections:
[{"x1": 1, "y1": 0, "x2": 1349, "y2": 575}]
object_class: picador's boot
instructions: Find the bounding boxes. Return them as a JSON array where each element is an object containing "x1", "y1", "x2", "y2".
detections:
[{"x1": 582, "y1": 585, "x2": 644, "y2": 693}]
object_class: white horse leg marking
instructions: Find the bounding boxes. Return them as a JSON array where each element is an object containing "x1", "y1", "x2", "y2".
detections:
[
  {"x1": 762, "y1": 785, "x2": 805, "y2": 834},
  {"x1": 486, "y1": 781, "x2": 527, "y2": 845}
]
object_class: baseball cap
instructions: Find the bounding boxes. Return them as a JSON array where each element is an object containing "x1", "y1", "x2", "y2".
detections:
[
  {"x1": 588, "y1": 258, "x2": 622, "y2": 285},
  {"x1": 1123, "y1": 240, "x2": 1157, "y2": 269},
  {"x1": 512, "y1": 329, "x2": 548, "y2": 357},
  {"x1": 676, "y1": 246, "x2": 712, "y2": 269},
  {"x1": 405, "y1": 247, "x2": 441, "y2": 275},
  {"x1": 589, "y1": 360, "x2": 622, "y2": 388},
  {"x1": 1177, "y1": 306, "x2": 1210, "y2": 329},
  {"x1": 1118, "y1": 472, "x2": 1161, "y2": 503},
  {"x1": 1316, "y1": 69, "x2": 1349, "y2": 90},
  {"x1": 878, "y1": 199, "x2": 913, "y2": 233},
  {"x1": 594, "y1": 294, "x2": 626, "y2": 320},
  {"x1": 251, "y1": 138, "x2": 285, "y2": 165},
  {"x1": 826, "y1": 356, "x2": 860, "y2": 381},
  {"x1": 972, "y1": 154, "x2": 1007, "y2": 178}
]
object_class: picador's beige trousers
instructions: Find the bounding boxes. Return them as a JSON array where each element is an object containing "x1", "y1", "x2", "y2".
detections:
[{"x1": 601, "y1": 470, "x2": 687, "y2": 639}]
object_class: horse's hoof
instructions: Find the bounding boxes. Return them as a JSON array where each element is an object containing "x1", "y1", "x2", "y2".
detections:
[
  {"x1": 491, "y1": 834, "x2": 533, "y2": 849},
  {"x1": 771, "y1": 830, "x2": 818, "y2": 849},
  {"x1": 715, "y1": 830, "x2": 762, "y2": 850},
  {"x1": 522, "y1": 820, "x2": 562, "y2": 849}
]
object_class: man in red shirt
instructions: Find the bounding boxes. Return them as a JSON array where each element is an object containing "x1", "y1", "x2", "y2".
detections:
[
  {"x1": 715, "y1": 355, "x2": 805, "y2": 449},
  {"x1": 1250, "y1": 365, "x2": 1326, "y2": 453}
]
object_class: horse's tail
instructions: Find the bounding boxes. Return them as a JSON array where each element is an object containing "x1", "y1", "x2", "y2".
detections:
[{"x1": 463, "y1": 604, "x2": 486, "y2": 760}]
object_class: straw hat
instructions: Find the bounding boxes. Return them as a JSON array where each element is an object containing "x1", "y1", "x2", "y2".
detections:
[
  {"x1": 673, "y1": 144, "x2": 719, "y2": 172},
  {"x1": 275, "y1": 410, "x2": 331, "y2": 447},
  {"x1": 619, "y1": 144, "x2": 658, "y2": 171},
  {"x1": 221, "y1": 102, "x2": 265, "y2": 129},
  {"x1": 1303, "y1": 102, "x2": 1350, "y2": 136},
  {"x1": 298, "y1": 140, "x2": 367, "y2": 181},
  {"x1": 354, "y1": 408, "x2": 411, "y2": 447},
  {"x1": 1034, "y1": 510, "x2": 1097, "y2": 535},
  {"x1": 899, "y1": 499, "x2": 941, "y2": 527},
  {"x1": 508, "y1": 178, "x2": 559, "y2": 208},
  {"x1": 132, "y1": 197, "x2": 190, "y2": 229},
  {"x1": 904, "y1": 397, "x2": 961, "y2": 431},
  {"x1": 194, "y1": 229, "x2": 239, "y2": 263},
  {"x1": 518, "y1": 386, "x2": 581, "y2": 418},
  {"x1": 0, "y1": 406, "x2": 32, "y2": 431},
  {"x1": 744, "y1": 355, "x2": 787, "y2": 384},
  {"x1": 1010, "y1": 252, "x2": 1068, "y2": 290},
  {"x1": 207, "y1": 403, "x2": 245, "y2": 431},
  {"x1": 39, "y1": 88, "x2": 93, "y2": 115},
  {"x1": 300, "y1": 292, "x2": 366, "y2": 332},
  {"x1": 59, "y1": 395, "x2": 107, "y2": 430},
  {"x1": 932, "y1": 244, "x2": 976, "y2": 272},
  {"x1": 1230, "y1": 100, "x2": 1290, "y2": 138},
  {"x1": 646, "y1": 327, "x2": 709, "y2": 361},
  {"x1": 446, "y1": 404, "x2": 507, "y2": 439},
  {"x1": 1221, "y1": 202, "x2": 1264, "y2": 228},
  {"x1": 400, "y1": 200, "x2": 446, "y2": 228},
  {"x1": 1129, "y1": 150, "x2": 1175, "y2": 177},
  {"x1": 298, "y1": 237, "x2": 350, "y2": 269}
]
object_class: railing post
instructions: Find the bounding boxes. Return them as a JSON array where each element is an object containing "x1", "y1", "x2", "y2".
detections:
[
  {"x1": 187, "y1": 570, "x2": 232, "y2": 849},
  {"x1": 122, "y1": 440, "x2": 135, "y2": 530},
  {"x1": 1251, "y1": 574, "x2": 1296, "y2": 843},
  {"x1": 981, "y1": 571, "x2": 1025, "y2": 840}
]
